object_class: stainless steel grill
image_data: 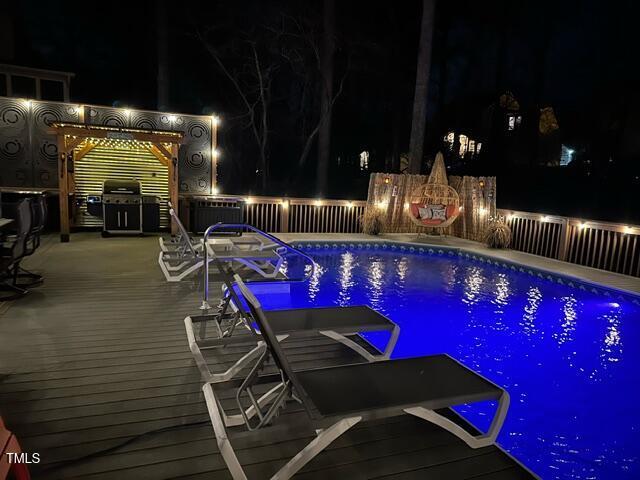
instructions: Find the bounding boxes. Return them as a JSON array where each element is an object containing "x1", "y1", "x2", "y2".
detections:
[{"x1": 102, "y1": 180, "x2": 142, "y2": 234}]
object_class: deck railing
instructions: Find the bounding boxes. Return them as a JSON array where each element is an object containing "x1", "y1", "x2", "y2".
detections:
[
  {"x1": 185, "y1": 194, "x2": 367, "y2": 234},
  {"x1": 498, "y1": 209, "x2": 640, "y2": 278}
]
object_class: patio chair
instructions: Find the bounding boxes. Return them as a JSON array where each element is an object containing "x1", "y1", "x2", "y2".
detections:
[
  {"x1": 202, "y1": 274, "x2": 510, "y2": 480},
  {"x1": 0, "y1": 199, "x2": 33, "y2": 300},
  {"x1": 14, "y1": 195, "x2": 47, "y2": 286},
  {"x1": 184, "y1": 260, "x2": 400, "y2": 385}
]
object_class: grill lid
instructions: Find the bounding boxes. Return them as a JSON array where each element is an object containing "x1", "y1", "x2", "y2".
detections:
[{"x1": 103, "y1": 179, "x2": 141, "y2": 195}]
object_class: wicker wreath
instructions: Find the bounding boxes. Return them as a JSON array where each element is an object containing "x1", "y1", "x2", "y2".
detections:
[{"x1": 407, "y1": 152, "x2": 460, "y2": 229}]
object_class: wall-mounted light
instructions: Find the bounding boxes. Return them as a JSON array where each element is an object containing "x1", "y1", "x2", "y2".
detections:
[
  {"x1": 211, "y1": 186, "x2": 219, "y2": 195},
  {"x1": 479, "y1": 207, "x2": 487, "y2": 216},
  {"x1": 578, "y1": 222, "x2": 587, "y2": 230},
  {"x1": 281, "y1": 200, "x2": 289, "y2": 209},
  {"x1": 376, "y1": 201, "x2": 388, "y2": 210},
  {"x1": 212, "y1": 116, "x2": 221, "y2": 127},
  {"x1": 383, "y1": 177, "x2": 390, "y2": 184},
  {"x1": 347, "y1": 202, "x2": 354, "y2": 209},
  {"x1": 624, "y1": 226, "x2": 633, "y2": 235},
  {"x1": 123, "y1": 109, "x2": 132, "y2": 116},
  {"x1": 211, "y1": 149, "x2": 220, "y2": 158},
  {"x1": 168, "y1": 115, "x2": 177, "y2": 123},
  {"x1": 315, "y1": 199, "x2": 323, "y2": 207},
  {"x1": 245, "y1": 197, "x2": 254, "y2": 204},
  {"x1": 541, "y1": 215, "x2": 549, "y2": 222},
  {"x1": 506, "y1": 213, "x2": 514, "y2": 222}
]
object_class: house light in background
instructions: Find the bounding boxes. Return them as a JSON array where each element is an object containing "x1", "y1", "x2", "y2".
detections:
[
  {"x1": 560, "y1": 145, "x2": 575, "y2": 166},
  {"x1": 458, "y1": 134, "x2": 468, "y2": 157},
  {"x1": 359, "y1": 151, "x2": 369, "y2": 171}
]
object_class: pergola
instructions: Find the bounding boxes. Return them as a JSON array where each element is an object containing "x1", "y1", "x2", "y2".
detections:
[{"x1": 51, "y1": 122, "x2": 184, "y2": 241}]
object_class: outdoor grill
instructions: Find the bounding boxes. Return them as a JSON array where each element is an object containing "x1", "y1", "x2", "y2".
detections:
[{"x1": 101, "y1": 180, "x2": 143, "y2": 235}]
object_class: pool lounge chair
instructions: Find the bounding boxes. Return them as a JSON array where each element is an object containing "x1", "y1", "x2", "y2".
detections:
[
  {"x1": 157, "y1": 206, "x2": 206, "y2": 282},
  {"x1": 202, "y1": 274, "x2": 510, "y2": 480},
  {"x1": 158, "y1": 203, "x2": 197, "y2": 253},
  {"x1": 158, "y1": 209, "x2": 286, "y2": 282},
  {"x1": 204, "y1": 239, "x2": 286, "y2": 279},
  {"x1": 184, "y1": 260, "x2": 400, "y2": 385}
]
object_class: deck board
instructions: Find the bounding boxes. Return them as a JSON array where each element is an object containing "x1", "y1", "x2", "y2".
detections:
[{"x1": 0, "y1": 233, "x2": 536, "y2": 479}]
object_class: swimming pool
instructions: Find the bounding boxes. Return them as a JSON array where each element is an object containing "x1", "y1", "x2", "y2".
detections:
[{"x1": 250, "y1": 242, "x2": 640, "y2": 480}]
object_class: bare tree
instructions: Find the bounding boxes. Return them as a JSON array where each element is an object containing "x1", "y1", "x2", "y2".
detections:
[
  {"x1": 408, "y1": 0, "x2": 436, "y2": 174},
  {"x1": 199, "y1": 32, "x2": 273, "y2": 190},
  {"x1": 197, "y1": 13, "x2": 347, "y2": 193},
  {"x1": 316, "y1": 0, "x2": 335, "y2": 195}
]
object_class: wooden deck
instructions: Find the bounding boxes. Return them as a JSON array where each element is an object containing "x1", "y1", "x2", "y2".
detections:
[{"x1": 0, "y1": 233, "x2": 536, "y2": 479}]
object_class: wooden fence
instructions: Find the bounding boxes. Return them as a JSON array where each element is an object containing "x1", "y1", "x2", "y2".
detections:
[
  {"x1": 499, "y1": 209, "x2": 640, "y2": 277},
  {"x1": 366, "y1": 173, "x2": 497, "y2": 241}
]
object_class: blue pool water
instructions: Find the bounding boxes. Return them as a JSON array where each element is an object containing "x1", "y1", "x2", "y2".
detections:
[{"x1": 251, "y1": 245, "x2": 640, "y2": 479}]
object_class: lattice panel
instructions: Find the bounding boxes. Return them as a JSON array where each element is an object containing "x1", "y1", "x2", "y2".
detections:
[
  {"x1": 31, "y1": 101, "x2": 81, "y2": 187},
  {"x1": 73, "y1": 144, "x2": 169, "y2": 228},
  {"x1": 0, "y1": 98, "x2": 30, "y2": 186}
]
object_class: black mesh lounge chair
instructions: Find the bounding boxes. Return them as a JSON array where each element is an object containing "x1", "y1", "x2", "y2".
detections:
[
  {"x1": 202, "y1": 274, "x2": 510, "y2": 480},
  {"x1": 185, "y1": 260, "x2": 400, "y2": 384}
]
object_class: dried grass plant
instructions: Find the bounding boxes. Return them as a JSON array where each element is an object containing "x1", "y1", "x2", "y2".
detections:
[
  {"x1": 360, "y1": 208, "x2": 385, "y2": 235},
  {"x1": 483, "y1": 219, "x2": 512, "y2": 249}
]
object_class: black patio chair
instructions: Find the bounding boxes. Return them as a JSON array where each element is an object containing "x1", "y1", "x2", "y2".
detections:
[
  {"x1": 202, "y1": 274, "x2": 510, "y2": 480},
  {"x1": 0, "y1": 199, "x2": 34, "y2": 300},
  {"x1": 14, "y1": 195, "x2": 47, "y2": 285}
]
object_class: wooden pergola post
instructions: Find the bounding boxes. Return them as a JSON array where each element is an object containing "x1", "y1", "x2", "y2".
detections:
[
  {"x1": 170, "y1": 143, "x2": 179, "y2": 236},
  {"x1": 57, "y1": 136, "x2": 70, "y2": 242}
]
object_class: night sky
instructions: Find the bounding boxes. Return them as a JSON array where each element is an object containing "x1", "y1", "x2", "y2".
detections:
[{"x1": 3, "y1": 0, "x2": 640, "y2": 221}]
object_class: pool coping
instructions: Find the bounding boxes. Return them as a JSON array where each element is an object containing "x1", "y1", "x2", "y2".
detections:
[{"x1": 291, "y1": 239, "x2": 640, "y2": 305}]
